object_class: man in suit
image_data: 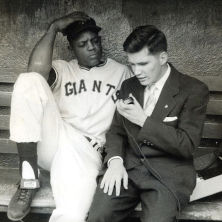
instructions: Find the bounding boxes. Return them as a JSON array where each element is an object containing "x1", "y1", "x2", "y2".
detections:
[{"x1": 87, "y1": 25, "x2": 209, "y2": 222}]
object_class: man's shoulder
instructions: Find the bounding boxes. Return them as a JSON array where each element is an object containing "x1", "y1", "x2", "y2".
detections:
[
  {"x1": 52, "y1": 59, "x2": 78, "y2": 75},
  {"x1": 105, "y1": 58, "x2": 132, "y2": 79},
  {"x1": 52, "y1": 59, "x2": 77, "y2": 67},
  {"x1": 181, "y1": 74, "x2": 208, "y2": 93},
  {"x1": 106, "y1": 58, "x2": 127, "y2": 69},
  {"x1": 121, "y1": 76, "x2": 139, "y2": 88},
  {"x1": 172, "y1": 65, "x2": 209, "y2": 93}
]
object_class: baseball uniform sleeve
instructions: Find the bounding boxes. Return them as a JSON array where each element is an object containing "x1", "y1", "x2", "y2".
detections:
[
  {"x1": 104, "y1": 109, "x2": 127, "y2": 165},
  {"x1": 124, "y1": 65, "x2": 133, "y2": 79},
  {"x1": 51, "y1": 60, "x2": 68, "y2": 91}
]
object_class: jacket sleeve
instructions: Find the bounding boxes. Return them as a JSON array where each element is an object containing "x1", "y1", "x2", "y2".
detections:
[
  {"x1": 104, "y1": 110, "x2": 127, "y2": 164},
  {"x1": 137, "y1": 83, "x2": 209, "y2": 159},
  {"x1": 103, "y1": 81, "x2": 129, "y2": 164}
]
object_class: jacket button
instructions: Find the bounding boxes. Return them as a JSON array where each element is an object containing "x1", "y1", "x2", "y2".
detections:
[
  {"x1": 139, "y1": 142, "x2": 143, "y2": 147},
  {"x1": 140, "y1": 158, "x2": 145, "y2": 162},
  {"x1": 143, "y1": 139, "x2": 147, "y2": 143}
]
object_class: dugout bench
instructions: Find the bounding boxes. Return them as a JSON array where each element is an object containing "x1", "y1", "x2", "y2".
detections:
[{"x1": 0, "y1": 73, "x2": 222, "y2": 221}]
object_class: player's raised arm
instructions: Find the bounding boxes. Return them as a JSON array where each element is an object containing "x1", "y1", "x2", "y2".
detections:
[{"x1": 27, "y1": 11, "x2": 89, "y2": 80}]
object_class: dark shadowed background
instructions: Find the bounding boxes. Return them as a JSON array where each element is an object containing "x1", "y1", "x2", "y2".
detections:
[{"x1": 0, "y1": 0, "x2": 221, "y2": 83}]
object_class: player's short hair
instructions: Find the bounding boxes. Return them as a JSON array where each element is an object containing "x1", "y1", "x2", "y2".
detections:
[
  {"x1": 62, "y1": 17, "x2": 101, "y2": 43},
  {"x1": 123, "y1": 25, "x2": 167, "y2": 54}
]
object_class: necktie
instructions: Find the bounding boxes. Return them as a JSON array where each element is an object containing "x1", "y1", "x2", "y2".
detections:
[{"x1": 143, "y1": 85, "x2": 157, "y2": 116}]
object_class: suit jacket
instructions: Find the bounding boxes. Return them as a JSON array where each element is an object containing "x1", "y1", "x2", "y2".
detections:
[{"x1": 103, "y1": 64, "x2": 209, "y2": 208}]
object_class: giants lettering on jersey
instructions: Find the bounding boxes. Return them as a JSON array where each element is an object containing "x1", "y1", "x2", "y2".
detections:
[{"x1": 64, "y1": 79, "x2": 119, "y2": 103}]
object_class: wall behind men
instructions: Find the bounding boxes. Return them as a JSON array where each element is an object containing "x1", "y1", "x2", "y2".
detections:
[{"x1": 0, "y1": 0, "x2": 221, "y2": 82}]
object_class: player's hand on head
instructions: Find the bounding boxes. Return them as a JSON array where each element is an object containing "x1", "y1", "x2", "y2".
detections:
[
  {"x1": 100, "y1": 159, "x2": 128, "y2": 196},
  {"x1": 51, "y1": 11, "x2": 90, "y2": 32},
  {"x1": 117, "y1": 93, "x2": 147, "y2": 127}
]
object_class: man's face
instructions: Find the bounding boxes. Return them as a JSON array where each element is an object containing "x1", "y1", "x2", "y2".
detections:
[
  {"x1": 71, "y1": 31, "x2": 102, "y2": 68},
  {"x1": 127, "y1": 47, "x2": 166, "y2": 86}
]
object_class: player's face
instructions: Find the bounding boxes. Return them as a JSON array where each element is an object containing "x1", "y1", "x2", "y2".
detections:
[
  {"x1": 71, "y1": 31, "x2": 102, "y2": 68},
  {"x1": 127, "y1": 47, "x2": 167, "y2": 86}
]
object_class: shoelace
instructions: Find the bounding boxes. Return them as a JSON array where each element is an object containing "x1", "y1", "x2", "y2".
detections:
[{"x1": 16, "y1": 189, "x2": 31, "y2": 203}]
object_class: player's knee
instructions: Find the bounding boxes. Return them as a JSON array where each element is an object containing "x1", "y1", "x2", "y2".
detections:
[
  {"x1": 13, "y1": 72, "x2": 47, "y2": 97},
  {"x1": 17, "y1": 72, "x2": 42, "y2": 82},
  {"x1": 14, "y1": 72, "x2": 41, "y2": 90}
]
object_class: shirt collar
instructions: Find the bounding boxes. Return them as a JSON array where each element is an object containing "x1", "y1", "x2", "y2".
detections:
[
  {"x1": 78, "y1": 58, "x2": 107, "y2": 71},
  {"x1": 153, "y1": 63, "x2": 171, "y2": 90}
]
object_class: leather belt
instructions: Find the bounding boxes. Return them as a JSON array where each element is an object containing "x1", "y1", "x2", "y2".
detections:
[{"x1": 85, "y1": 136, "x2": 104, "y2": 153}]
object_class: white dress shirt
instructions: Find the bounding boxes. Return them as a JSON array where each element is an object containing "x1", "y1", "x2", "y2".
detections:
[{"x1": 143, "y1": 64, "x2": 171, "y2": 116}]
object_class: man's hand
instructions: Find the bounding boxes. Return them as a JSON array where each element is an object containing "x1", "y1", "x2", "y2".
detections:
[
  {"x1": 117, "y1": 93, "x2": 147, "y2": 127},
  {"x1": 100, "y1": 159, "x2": 128, "y2": 196},
  {"x1": 49, "y1": 11, "x2": 89, "y2": 33}
]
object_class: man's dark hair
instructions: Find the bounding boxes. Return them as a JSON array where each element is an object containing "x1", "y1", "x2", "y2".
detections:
[{"x1": 123, "y1": 25, "x2": 167, "y2": 54}]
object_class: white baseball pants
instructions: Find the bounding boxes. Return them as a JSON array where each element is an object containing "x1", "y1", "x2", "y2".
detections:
[{"x1": 10, "y1": 72, "x2": 102, "y2": 222}]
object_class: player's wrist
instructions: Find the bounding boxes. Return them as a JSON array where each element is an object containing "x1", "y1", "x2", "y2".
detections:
[
  {"x1": 47, "y1": 23, "x2": 59, "y2": 35},
  {"x1": 109, "y1": 158, "x2": 123, "y2": 168}
]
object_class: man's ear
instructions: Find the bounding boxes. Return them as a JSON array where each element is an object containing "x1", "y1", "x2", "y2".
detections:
[{"x1": 159, "y1": 52, "x2": 168, "y2": 65}]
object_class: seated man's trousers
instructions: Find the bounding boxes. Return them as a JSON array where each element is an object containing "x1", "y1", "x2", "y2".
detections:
[{"x1": 10, "y1": 72, "x2": 102, "y2": 222}]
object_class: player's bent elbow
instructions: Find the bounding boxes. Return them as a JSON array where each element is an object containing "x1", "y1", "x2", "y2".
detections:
[{"x1": 27, "y1": 65, "x2": 50, "y2": 81}]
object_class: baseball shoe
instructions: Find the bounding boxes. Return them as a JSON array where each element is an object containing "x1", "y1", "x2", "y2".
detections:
[{"x1": 7, "y1": 185, "x2": 37, "y2": 221}]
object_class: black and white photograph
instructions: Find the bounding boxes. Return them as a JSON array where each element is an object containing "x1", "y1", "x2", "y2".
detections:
[{"x1": 0, "y1": 0, "x2": 222, "y2": 221}]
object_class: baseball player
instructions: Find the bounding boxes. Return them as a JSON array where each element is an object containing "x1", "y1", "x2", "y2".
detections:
[{"x1": 7, "y1": 12, "x2": 130, "y2": 222}]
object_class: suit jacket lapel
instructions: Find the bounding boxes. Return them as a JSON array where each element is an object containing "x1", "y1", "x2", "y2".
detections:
[{"x1": 151, "y1": 66, "x2": 179, "y2": 121}]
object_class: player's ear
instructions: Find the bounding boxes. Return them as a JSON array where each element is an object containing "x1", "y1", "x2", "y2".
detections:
[
  {"x1": 67, "y1": 45, "x2": 72, "y2": 51},
  {"x1": 159, "y1": 52, "x2": 168, "y2": 65},
  {"x1": 67, "y1": 39, "x2": 74, "y2": 51}
]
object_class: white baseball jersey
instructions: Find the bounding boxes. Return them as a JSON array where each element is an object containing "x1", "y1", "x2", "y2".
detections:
[{"x1": 51, "y1": 58, "x2": 130, "y2": 146}]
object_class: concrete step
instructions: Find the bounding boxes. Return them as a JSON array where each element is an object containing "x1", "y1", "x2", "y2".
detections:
[
  {"x1": 0, "y1": 131, "x2": 16, "y2": 153},
  {"x1": 1, "y1": 112, "x2": 222, "y2": 139},
  {"x1": 1, "y1": 71, "x2": 222, "y2": 91},
  {"x1": 0, "y1": 166, "x2": 222, "y2": 219}
]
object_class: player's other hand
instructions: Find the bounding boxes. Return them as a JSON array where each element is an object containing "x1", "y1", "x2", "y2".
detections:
[
  {"x1": 100, "y1": 159, "x2": 128, "y2": 196},
  {"x1": 50, "y1": 11, "x2": 90, "y2": 33}
]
